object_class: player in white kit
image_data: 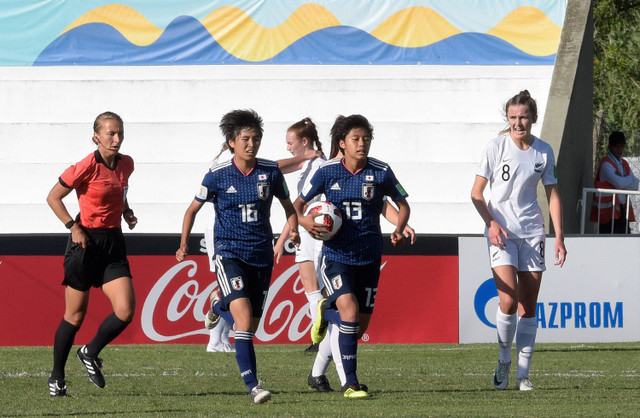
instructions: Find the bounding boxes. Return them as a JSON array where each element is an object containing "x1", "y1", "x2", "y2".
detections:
[
  {"x1": 471, "y1": 90, "x2": 567, "y2": 391},
  {"x1": 274, "y1": 117, "x2": 345, "y2": 392}
]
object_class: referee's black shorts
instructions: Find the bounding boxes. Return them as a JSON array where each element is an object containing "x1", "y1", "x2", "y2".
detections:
[{"x1": 62, "y1": 227, "x2": 132, "y2": 291}]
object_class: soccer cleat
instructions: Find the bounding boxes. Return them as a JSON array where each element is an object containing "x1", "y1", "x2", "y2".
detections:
[
  {"x1": 204, "y1": 290, "x2": 221, "y2": 330},
  {"x1": 307, "y1": 372, "x2": 334, "y2": 392},
  {"x1": 77, "y1": 345, "x2": 105, "y2": 388},
  {"x1": 516, "y1": 377, "x2": 534, "y2": 391},
  {"x1": 206, "y1": 342, "x2": 235, "y2": 353},
  {"x1": 341, "y1": 382, "x2": 368, "y2": 392},
  {"x1": 250, "y1": 381, "x2": 272, "y2": 404},
  {"x1": 342, "y1": 383, "x2": 369, "y2": 398},
  {"x1": 493, "y1": 360, "x2": 511, "y2": 390},
  {"x1": 304, "y1": 342, "x2": 319, "y2": 353},
  {"x1": 48, "y1": 376, "x2": 67, "y2": 397},
  {"x1": 310, "y1": 298, "x2": 328, "y2": 344}
]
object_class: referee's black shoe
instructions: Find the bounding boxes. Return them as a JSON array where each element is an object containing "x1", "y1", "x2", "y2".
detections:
[
  {"x1": 77, "y1": 345, "x2": 105, "y2": 388},
  {"x1": 48, "y1": 376, "x2": 68, "y2": 397}
]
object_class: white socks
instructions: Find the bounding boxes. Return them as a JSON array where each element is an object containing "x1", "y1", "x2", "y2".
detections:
[
  {"x1": 311, "y1": 324, "x2": 346, "y2": 385},
  {"x1": 496, "y1": 308, "x2": 538, "y2": 379},
  {"x1": 496, "y1": 309, "x2": 517, "y2": 362},
  {"x1": 207, "y1": 318, "x2": 231, "y2": 348},
  {"x1": 516, "y1": 316, "x2": 537, "y2": 379},
  {"x1": 306, "y1": 290, "x2": 346, "y2": 385},
  {"x1": 306, "y1": 290, "x2": 323, "y2": 321},
  {"x1": 330, "y1": 323, "x2": 346, "y2": 385}
]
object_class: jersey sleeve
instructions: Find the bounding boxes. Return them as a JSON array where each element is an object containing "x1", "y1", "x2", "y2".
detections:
[
  {"x1": 272, "y1": 169, "x2": 290, "y2": 200},
  {"x1": 59, "y1": 154, "x2": 94, "y2": 189},
  {"x1": 476, "y1": 139, "x2": 497, "y2": 180},
  {"x1": 195, "y1": 170, "x2": 216, "y2": 202},
  {"x1": 300, "y1": 168, "x2": 325, "y2": 203},
  {"x1": 541, "y1": 146, "x2": 557, "y2": 186},
  {"x1": 384, "y1": 166, "x2": 409, "y2": 202}
]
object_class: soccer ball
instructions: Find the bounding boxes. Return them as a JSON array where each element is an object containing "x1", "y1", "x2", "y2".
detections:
[{"x1": 304, "y1": 201, "x2": 342, "y2": 241}]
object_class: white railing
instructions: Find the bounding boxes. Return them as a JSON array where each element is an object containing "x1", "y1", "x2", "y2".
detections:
[{"x1": 579, "y1": 187, "x2": 640, "y2": 234}]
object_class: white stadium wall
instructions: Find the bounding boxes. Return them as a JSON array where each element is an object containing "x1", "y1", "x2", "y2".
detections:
[
  {"x1": 0, "y1": 1, "x2": 566, "y2": 235},
  {"x1": 0, "y1": 65, "x2": 553, "y2": 235}
]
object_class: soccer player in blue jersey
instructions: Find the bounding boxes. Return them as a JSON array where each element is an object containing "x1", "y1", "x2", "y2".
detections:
[
  {"x1": 293, "y1": 114, "x2": 410, "y2": 398},
  {"x1": 176, "y1": 109, "x2": 300, "y2": 404}
]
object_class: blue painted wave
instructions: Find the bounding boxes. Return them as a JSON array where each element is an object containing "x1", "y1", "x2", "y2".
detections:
[{"x1": 35, "y1": 16, "x2": 554, "y2": 66}]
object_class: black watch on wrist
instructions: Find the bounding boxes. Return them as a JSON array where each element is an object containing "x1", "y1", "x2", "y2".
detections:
[{"x1": 65, "y1": 220, "x2": 76, "y2": 229}]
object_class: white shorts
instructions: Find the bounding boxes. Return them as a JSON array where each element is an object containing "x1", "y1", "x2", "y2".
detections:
[
  {"x1": 295, "y1": 228, "x2": 323, "y2": 265},
  {"x1": 487, "y1": 234, "x2": 546, "y2": 272}
]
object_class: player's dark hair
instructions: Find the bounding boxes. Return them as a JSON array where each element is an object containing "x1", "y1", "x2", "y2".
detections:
[
  {"x1": 93, "y1": 111, "x2": 124, "y2": 139},
  {"x1": 288, "y1": 117, "x2": 323, "y2": 155},
  {"x1": 219, "y1": 109, "x2": 264, "y2": 153},
  {"x1": 329, "y1": 114, "x2": 373, "y2": 158},
  {"x1": 501, "y1": 90, "x2": 538, "y2": 134}
]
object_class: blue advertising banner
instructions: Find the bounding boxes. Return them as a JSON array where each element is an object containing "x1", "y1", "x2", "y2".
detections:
[{"x1": 0, "y1": 0, "x2": 566, "y2": 66}]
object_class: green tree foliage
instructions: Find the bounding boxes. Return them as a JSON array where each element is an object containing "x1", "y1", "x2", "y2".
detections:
[{"x1": 593, "y1": 0, "x2": 640, "y2": 156}]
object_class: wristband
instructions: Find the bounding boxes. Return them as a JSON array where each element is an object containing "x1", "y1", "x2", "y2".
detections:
[
  {"x1": 65, "y1": 220, "x2": 75, "y2": 229},
  {"x1": 123, "y1": 208, "x2": 134, "y2": 217}
]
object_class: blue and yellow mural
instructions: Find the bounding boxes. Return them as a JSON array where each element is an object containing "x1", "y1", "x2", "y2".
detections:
[{"x1": 0, "y1": 0, "x2": 566, "y2": 66}]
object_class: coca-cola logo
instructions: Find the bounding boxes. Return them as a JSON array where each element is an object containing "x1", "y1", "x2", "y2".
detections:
[
  {"x1": 141, "y1": 260, "x2": 313, "y2": 342},
  {"x1": 256, "y1": 264, "x2": 311, "y2": 342}
]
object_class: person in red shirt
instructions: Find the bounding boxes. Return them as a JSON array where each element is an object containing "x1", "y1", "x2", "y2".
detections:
[
  {"x1": 591, "y1": 131, "x2": 639, "y2": 233},
  {"x1": 46, "y1": 111, "x2": 138, "y2": 397}
]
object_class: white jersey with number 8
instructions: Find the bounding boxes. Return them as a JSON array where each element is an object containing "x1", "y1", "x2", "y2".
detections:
[{"x1": 476, "y1": 133, "x2": 557, "y2": 238}]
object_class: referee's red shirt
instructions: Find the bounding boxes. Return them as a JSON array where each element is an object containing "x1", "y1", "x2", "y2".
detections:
[{"x1": 59, "y1": 150, "x2": 134, "y2": 229}]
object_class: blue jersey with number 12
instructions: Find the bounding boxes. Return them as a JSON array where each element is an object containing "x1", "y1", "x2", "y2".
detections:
[
  {"x1": 300, "y1": 157, "x2": 408, "y2": 265},
  {"x1": 195, "y1": 157, "x2": 289, "y2": 267}
]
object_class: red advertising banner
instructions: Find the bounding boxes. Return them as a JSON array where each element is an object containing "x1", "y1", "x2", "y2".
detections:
[{"x1": 1, "y1": 253, "x2": 458, "y2": 346}]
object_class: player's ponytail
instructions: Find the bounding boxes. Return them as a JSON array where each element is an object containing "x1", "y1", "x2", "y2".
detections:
[
  {"x1": 330, "y1": 115, "x2": 346, "y2": 159},
  {"x1": 288, "y1": 117, "x2": 324, "y2": 155}
]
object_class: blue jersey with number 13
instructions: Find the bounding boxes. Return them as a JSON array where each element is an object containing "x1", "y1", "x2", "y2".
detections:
[{"x1": 300, "y1": 157, "x2": 408, "y2": 265}]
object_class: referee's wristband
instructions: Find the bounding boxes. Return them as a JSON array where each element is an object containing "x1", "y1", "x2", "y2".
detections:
[
  {"x1": 123, "y1": 208, "x2": 134, "y2": 217},
  {"x1": 64, "y1": 220, "x2": 76, "y2": 229}
]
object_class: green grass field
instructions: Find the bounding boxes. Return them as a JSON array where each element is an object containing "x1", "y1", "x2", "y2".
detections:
[{"x1": 2, "y1": 343, "x2": 639, "y2": 417}]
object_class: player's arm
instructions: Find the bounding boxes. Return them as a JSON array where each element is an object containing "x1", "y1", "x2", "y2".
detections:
[
  {"x1": 471, "y1": 174, "x2": 508, "y2": 248},
  {"x1": 47, "y1": 181, "x2": 89, "y2": 248},
  {"x1": 280, "y1": 198, "x2": 300, "y2": 247},
  {"x1": 382, "y1": 200, "x2": 416, "y2": 244},
  {"x1": 176, "y1": 199, "x2": 205, "y2": 261},
  {"x1": 274, "y1": 222, "x2": 292, "y2": 264},
  {"x1": 390, "y1": 199, "x2": 410, "y2": 247},
  {"x1": 277, "y1": 149, "x2": 323, "y2": 174},
  {"x1": 545, "y1": 183, "x2": 567, "y2": 267},
  {"x1": 602, "y1": 161, "x2": 638, "y2": 190}
]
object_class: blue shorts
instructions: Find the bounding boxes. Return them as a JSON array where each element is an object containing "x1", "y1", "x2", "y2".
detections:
[
  {"x1": 319, "y1": 256, "x2": 381, "y2": 315},
  {"x1": 213, "y1": 255, "x2": 272, "y2": 318}
]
